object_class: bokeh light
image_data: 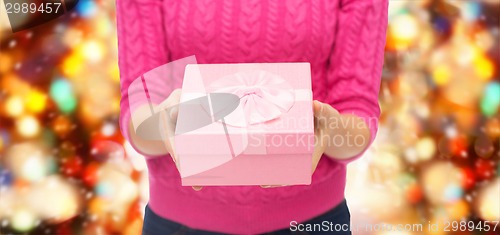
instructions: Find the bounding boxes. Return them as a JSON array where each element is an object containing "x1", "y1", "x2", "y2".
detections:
[
  {"x1": 5, "y1": 96, "x2": 24, "y2": 117},
  {"x1": 480, "y1": 82, "x2": 500, "y2": 117},
  {"x1": 16, "y1": 115, "x2": 40, "y2": 138},
  {"x1": 25, "y1": 90, "x2": 47, "y2": 114},
  {"x1": 77, "y1": 40, "x2": 106, "y2": 63},
  {"x1": 76, "y1": 0, "x2": 98, "y2": 18},
  {"x1": 5, "y1": 142, "x2": 54, "y2": 182},
  {"x1": 475, "y1": 178, "x2": 500, "y2": 221},
  {"x1": 10, "y1": 209, "x2": 37, "y2": 232},
  {"x1": 26, "y1": 176, "x2": 81, "y2": 223},
  {"x1": 387, "y1": 12, "x2": 420, "y2": 50},
  {"x1": 49, "y1": 79, "x2": 77, "y2": 114}
]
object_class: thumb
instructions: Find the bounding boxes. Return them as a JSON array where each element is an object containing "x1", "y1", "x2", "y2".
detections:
[
  {"x1": 313, "y1": 100, "x2": 324, "y2": 118},
  {"x1": 158, "y1": 89, "x2": 182, "y2": 121},
  {"x1": 313, "y1": 100, "x2": 339, "y2": 119},
  {"x1": 192, "y1": 186, "x2": 203, "y2": 191},
  {"x1": 168, "y1": 106, "x2": 179, "y2": 123}
]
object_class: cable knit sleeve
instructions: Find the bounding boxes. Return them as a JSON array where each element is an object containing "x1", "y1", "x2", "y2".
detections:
[
  {"x1": 324, "y1": 0, "x2": 388, "y2": 164},
  {"x1": 116, "y1": 0, "x2": 170, "y2": 143}
]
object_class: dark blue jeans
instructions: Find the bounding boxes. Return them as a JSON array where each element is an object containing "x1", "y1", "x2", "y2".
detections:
[{"x1": 142, "y1": 200, "x2": 351, "y2": 235}]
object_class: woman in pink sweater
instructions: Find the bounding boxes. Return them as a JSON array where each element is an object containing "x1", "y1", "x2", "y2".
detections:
[{"x1": 116, "y1": 0, "x2": 388, "y2": 234}]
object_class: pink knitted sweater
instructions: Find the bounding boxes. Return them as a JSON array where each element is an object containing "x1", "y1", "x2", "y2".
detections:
[{"x1": 116, "y1": 0, "x2": 388, "y2": 234}]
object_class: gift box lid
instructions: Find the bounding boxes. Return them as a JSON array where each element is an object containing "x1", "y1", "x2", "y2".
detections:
[{"x1": 173, "y1": 63, "x2": 314, "y2": 156}]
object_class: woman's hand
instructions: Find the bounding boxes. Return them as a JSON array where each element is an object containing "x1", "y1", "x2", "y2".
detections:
[
  {"x1": 312, "y1": 100, "x2": 371, "y2": 169},
  {"x1": 128, "y1": 89, "x2": 203, "y2": 191},
  {"x1": 128, "y1": 89, "x2": 181, "y2": 157},
  {"x1": 262, "y1": 100, "x2": 339, "y2": 188},
  {"x1": 262, "y1": 100, "x2": 372, "y2": 183},
  {"x1": 129, "y1": 94, "x2": 370, "y2": 190},
  {"x1": 311, "y1": 100, "x2": 339, "y2": 173}
]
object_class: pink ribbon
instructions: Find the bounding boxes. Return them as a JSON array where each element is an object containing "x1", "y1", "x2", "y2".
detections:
[{"x1": 208, "y1": 70, "x2": 295, "y2": 127}]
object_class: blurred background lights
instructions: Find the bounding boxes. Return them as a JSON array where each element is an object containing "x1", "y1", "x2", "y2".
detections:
[
  {"x1": 415, "y1": 137, "x2": 436, "y2": 161},
  {"x1": 474, "y1": 158, "x2": 496, "y2": 181},
  {"x1": 5, "y1": 96, "x2": 24, "y2": 117},
  {"x1": 0, "y1": 169, "x2": 13, "y2": 187},
  {"x1": 473, "y1": 55, "x2": 494, "y2": 81},
  {"x1": 388, "y1": 13, "x2": 419, "y2": 50},
  {"x1": 22, "y1": 157, "x2": 47, "y2": 181},
  {"x1": 10, "y1": 209, "x2": 36, "y2": 232},
  {"x1": 474, "y1": 135, "x2": 494, "y2": 158},
  {"x1": 460, "y1": 2, "x2": 481, "y2": 22},
  {"x1": 421, "y1": 162, "x2": 463, "y2": 205},
  {"x1": 62, "y1": 29, "x2": 84, "y2": 49},
  {"x1": 445, "y1": 199, "x2": 469, "y2": 221},
  {"x1": 50, "y1": 79, "x2": 77, "y2": 114},
  {"x1": 443, "y1": 184, "x2": 463, "y2": 203},
  {"x1": 432, "y1": 64, "x2": 451, "y2": 86},
  {"x1": 0, "y1": 130, "x2": 10, "y2": 152},
  {"x1": 52, "y1": 115, "x2": 73, "y2": 137},
  {"x1": 460, "y1": 167, "x2": 475, "y2": 190},
  {"x1": 5, "y1": 142, "x2": 53, "y2": 182},
  {"x1": 26, "y1": 176, "x2": 81, "y2": 223},
  {"x1": 76, "y1": 0, "x2": 98, "y2": 18},
  {"x1": 101, "y1": 122, "x2": 116, "y2": 136},
  {"x1": 61, "y1": 52, "x2": 84, "y2": 77},
  {"x1": 95, "y1": 181, "x2": 114, "y2": 198},
  {"x1": 91, "y1": 140, "x2": 125, "y2": 162},
  {"x1": 25, "y1": 90, "x2": 47, "y2": 114},
  {"x1": 485, "y1": 118, "x2": 500, "y2": 138},
  {"x1": 476, "y1": 178, "x2": 500, "y2": 221},
  {"x1": 0, "y1": 53, "x2": 13, "y2": 73},
  {"x1": 474, "y1": 30, "x2": 494, "y2": 51},
  {"x1": 78, "y1": 40, "x2": 106, "y2": 63},
  {"x1": 480, "y1": 82, "x2": 500, "y2": 117},
  {"x1": 16, "y1": 115, "x2": 40, "y2": 138},
  {"x1": 454, "y1": 44, "x2": 477, "y2": 66},
  {"x1": 93, "y1": 16, "x2": 113, "y2": 38}
]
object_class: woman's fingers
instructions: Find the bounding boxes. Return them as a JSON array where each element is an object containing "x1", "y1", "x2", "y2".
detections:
[
  {"x1": 313, "y1": 100, "x2": 339, "y2": 119},
  {"x1": 312, "y1": 132, "x2": 326, "y2": 173},
  {"x1": 312, "y1": 100, "x2": 340, "y2": 173},
  {"x1": 167, "y1": 89, "x2": 182, "y2": 122},
  {"x1": 260, "y1": 185, "x2": 288, "y2": 188},
  {"x1": 158, "y1": 89, "x2": 181, "y2": 135},
  {"x1": 159, "y1": 89, "x2": 181, "y2": 111},
  {"x1": 313, "y1": 100, "x2": 323, "y2": 118},
  {"x1": 157, "y1": 89, "x2": 183, "y2": 165},
  {"x1": 169, "y1": 106, "x2": 179, "y2": 122},
  {"x1": 192, "y1": 186, "x2": 203, "y2": 191},
  {"x1": 313, "y1": 100, "x2": 341, "y2": 135}
]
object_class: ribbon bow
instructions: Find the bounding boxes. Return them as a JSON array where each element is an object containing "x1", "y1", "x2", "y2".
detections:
[{"x1": 208, "y1": 70, "x2": 295, "y2": 127}]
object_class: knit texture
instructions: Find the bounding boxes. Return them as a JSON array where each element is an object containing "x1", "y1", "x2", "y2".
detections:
[{"x1": 116, "y1": 0, "x2": 388, "y2": 234}]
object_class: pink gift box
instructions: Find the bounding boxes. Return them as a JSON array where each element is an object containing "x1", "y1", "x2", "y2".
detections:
[{"x1": 174, "y1": 63, "x2": 314, "y2": 186}]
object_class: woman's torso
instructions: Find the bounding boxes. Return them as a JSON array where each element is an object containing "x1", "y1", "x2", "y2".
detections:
[{"x1": 143, "y1": 1, "x2": 348, "y2": 233}]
